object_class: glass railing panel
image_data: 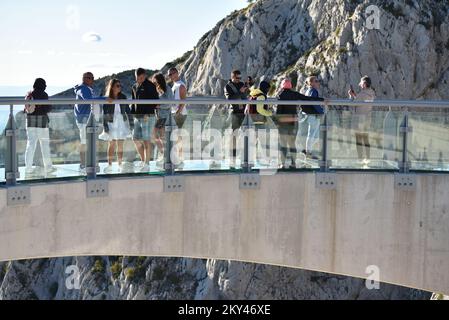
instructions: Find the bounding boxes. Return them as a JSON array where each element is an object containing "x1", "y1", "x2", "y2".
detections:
[
  {"x1": 16, "y1": 105, "x2": 86, "y2": 181},
  {"x1": 409, "y1": 110, "x2": 449, "y2": 171},
  {"x1": 328, "y1": 107, "x2": 403, "y2": 170},
  {"x1": 271, "y1": 110, "x2": 323, "y2": 171},
  {"x1": 97, "y1": 109, "x2": 164, "y2": 176},
  {"x1": 0, "y1": 106, "x2": 19, "y2": 183},
  {"x1": 172, "y1": 104, "x2": 238, "y2": 172}
]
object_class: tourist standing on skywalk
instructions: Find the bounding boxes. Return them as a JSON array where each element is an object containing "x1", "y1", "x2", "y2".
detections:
[
  {"x1": 130, "y1": 68, "x2": 159, "y2": 172},
  {"x1": 74, "y1": 72, "x2": 100, "y2": 173},
  {"x1": 100, "y1": 79, "x2": 133, "y2": 174},
  {"x1": 277, "y1": 78, "x2": 324, "y2": 168},
  {"x1": 349, "y1": 75, "x2": 376, "y2": 164},
  {"x1": 24, "y1": 78, "x2": 56, "y2": 176},
  {"x1": 225, "y1": 70, "x2": 249, "y2": 168},
  {"x1": 152, "y1": 72, "x2": 174, "y2": 168},
  {"x1": 167, "y1": 67, "x2": 188, "y2": 168},
  {"x1": 304, "y1": 76, "x2": 325, "y2": 159}
]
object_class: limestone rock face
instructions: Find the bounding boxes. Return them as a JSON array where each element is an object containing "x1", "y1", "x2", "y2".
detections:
[
  {"x1": 0, "y1": 258, "x2": 430, "y2": 300},
  {"x1": 174, "y1": 0, "x2": 449, "y2": 99}
]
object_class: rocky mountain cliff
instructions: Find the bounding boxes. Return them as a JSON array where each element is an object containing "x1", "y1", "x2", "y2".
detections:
[
  {"x1": 176, "y1": 0, "x2": 449, "y2": 99},
  {"x1": 0, "y1": 257, "x2": 430, "y2": 300},
  {"x1": 2, "y1": 0, "x2": 448, "y2": 300},
  {"x1": 55, "y1": 0, "x2": 449, "y2": 100}
]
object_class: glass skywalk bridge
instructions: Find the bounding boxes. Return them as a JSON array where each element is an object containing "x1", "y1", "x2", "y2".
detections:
[{"x1": 1, "y1": 97, "x2": 449, "y2": 185}]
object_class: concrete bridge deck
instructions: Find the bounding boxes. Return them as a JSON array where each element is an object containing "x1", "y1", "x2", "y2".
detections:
[{"x1": 1, "y1": 172, "x2": 448, "y2": 294}]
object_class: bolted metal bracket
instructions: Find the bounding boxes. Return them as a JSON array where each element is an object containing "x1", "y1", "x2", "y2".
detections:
[
  {"x1": 86, "y1": 127, "x2": 101, "y2": 134},
  {"x1": 5, "y1": 171, "x2": 20, "y2": 180},
  {"x1": 7, "y1": 186, "x2": 31, "y2": 206},
  {"x1": 5, "y1": 129, "x2": 18, "y2": 137},
  {"x1": 394, "y1": 174, "x2": 416, "y2": 191},
  {"x1": 164, "y1": 125, "x2": 178, "y2": 133},
  {"x1": 318, "y1": 160, "x2": 332, "y2": 169},
  {"x1": 164, "y1": 176, "x2": 185, "y2": 193},
  {"x1": 316, "y1": 172, "x2": 337, "y2": 190},
  {"x1": 400, "y1": 126, "x2": 413, "y2": 133},
  {"x1": 86, "y1": 179, "x2": 109, "y2": 198},
  {"x1": 240, "y1": 174, "x2": 261, "y2": 190}
]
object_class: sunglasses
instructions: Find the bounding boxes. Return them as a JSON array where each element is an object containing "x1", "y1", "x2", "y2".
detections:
[{"x1": 114, "y1": 84, "x2": 121, "y2": 88}]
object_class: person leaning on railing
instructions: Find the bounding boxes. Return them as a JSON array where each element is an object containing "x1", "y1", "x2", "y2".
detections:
[
  {"x1": 24, "y1": 78, "x2": 56, "y2": 176},
  {"x1": 276, "y1": 78, "x2": 324, "y2": 169}
]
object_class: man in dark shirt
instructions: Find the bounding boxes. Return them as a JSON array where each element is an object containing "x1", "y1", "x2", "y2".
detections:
[
  {"x1": 131, "y1": 68, "x2": 159, "y2": 172},
  {"x1": 224, "y1": 70, "x2": 248, "y2": 167},
  {"x1": 277, "y1": 79, "x2": 324, "y2": 169}
]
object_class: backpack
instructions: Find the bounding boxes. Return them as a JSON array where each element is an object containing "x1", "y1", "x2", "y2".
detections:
[{"x1": 24, "y1": 91, "x2": 35, "y2": 114}]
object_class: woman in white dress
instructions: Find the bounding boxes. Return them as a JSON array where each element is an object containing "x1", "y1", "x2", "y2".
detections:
[{"x1": 101, "y1": 79, "x2": 132, "y2": 173}]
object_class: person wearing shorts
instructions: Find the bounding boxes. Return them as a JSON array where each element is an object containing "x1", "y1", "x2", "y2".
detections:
[
  {"x1": 130, "y1": 68, "x2": 159, "y2": 172},
  {"x1": 74, "y1": 72, "x2": 97, "y2": 172}
]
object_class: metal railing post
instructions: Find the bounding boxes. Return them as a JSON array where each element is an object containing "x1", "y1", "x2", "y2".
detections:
[
  {"x1": 165, "y1": 113, "x2": 176, "y2": 175},
  {"x1": 400, "y1": 109, "x2": 411, "y2": 174},
  {"x1": 85, "y1": 110, "x2": 98, "y2": 179},
  {"x1": 242, "y1": 113, "x2": 252, "y2": 173},
  {"x1": 320, "y1": 112, "x2": 329, "y2": 172},
  {"x1": 5, "y1": 104, "x2": 19, "y2": 185}
]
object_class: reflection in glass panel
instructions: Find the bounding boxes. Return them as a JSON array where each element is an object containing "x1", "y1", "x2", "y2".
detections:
[
  {"x1": 173, "y1": 104, "x2": 240, "y2": 172},
  {"x1": 409, "y1": 110, "x2": 449, "y2": 171}
]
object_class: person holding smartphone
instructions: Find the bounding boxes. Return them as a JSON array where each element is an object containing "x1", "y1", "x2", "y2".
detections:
[{"x1": 348, "y1": 76, "x2": 376, "y2": 164}]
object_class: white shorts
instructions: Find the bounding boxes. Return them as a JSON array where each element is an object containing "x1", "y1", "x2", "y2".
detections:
[{"x1": 76, "y1": 122, "x2": 87, "y2": 145}]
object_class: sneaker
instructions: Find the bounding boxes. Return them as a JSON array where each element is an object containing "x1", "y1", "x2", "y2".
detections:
[
  {"x1": 176, "y1": 161, "x2": 184, "y2": 170},
  {"x1": 25, "y1": 167, "x2": 39, "y2": 175},
  {"x1": 135, "y1": 161, "x2": 145, "y2": 168},
  {"x1": 210, "y1": 160, "x2": 221, "y2": 170},
  {"x1": 45, "y1": 166, "x2": 57, "y2": 174},
  {"x1": 120, "y1": 163, "x2": 134, "y2": 174},
  {"x1": 156, "y1": 159, "x2": 164, "y2": 169},
  {"x1": 79, "y1": 164, "x2": 86, "y2": 172},
  {"x1": 104, "y1": 165, "x2": 114, "y2": 174},
  {"x1": 156, "y1": 154, "x2": 164, "y2": 162},
  {"x1": 140, "y1": 164, "x2": 150, "y2": 172}
]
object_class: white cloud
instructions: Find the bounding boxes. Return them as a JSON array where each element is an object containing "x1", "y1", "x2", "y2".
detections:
[
  {"x1": 17, "y1": 50, "x2": 33, "y2": 55},
  {"x1": 82, "y1": 32, "x2": 102, "y2": 43}
]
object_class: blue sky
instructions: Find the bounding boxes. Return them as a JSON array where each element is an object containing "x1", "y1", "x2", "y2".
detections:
[{"x1": 0, "y1": 0, "x2": 247, "y2": 93}]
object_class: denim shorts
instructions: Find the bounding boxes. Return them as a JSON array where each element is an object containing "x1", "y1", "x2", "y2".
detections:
[{"x1": 133, "y1": 116, "x2": 155, "y2": 141}]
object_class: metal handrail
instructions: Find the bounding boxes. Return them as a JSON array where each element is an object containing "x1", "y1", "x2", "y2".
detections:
[{"x1": 1, "y1": 97, "x2": 449, "y2": 108}]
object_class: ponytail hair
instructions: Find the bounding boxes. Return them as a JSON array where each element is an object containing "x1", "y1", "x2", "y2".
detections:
[{"x1": 306, "y1": 76, "x2": 317, "y2": 87}]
